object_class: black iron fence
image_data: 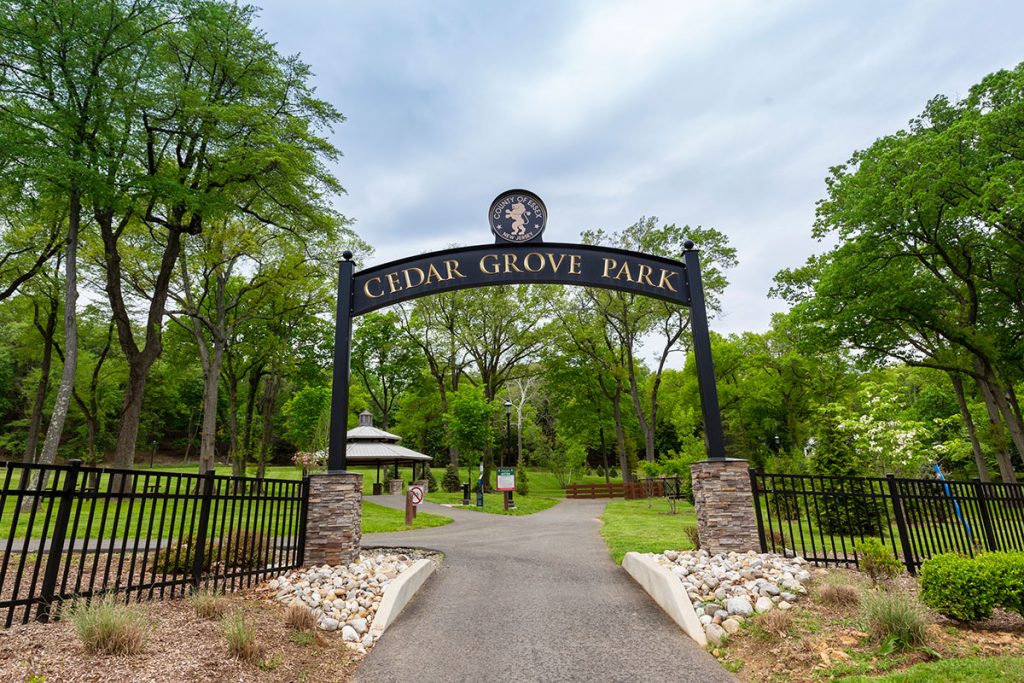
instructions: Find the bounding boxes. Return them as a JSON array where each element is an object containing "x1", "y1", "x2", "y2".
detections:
[
  {"x1": 749, "y1": 469, "x2": 1024, "y2": 574},
  {"x1": 1, "y1": 459, "x2": 308, "y2": 626}
]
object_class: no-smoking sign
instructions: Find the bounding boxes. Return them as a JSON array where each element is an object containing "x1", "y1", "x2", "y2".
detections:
[{"x1": 409, "y1": 485, "x2": 424, "y2": 505}]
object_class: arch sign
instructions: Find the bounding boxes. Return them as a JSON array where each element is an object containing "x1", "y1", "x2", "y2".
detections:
[{"x1": 327, "y1": 190, "x2": 725, "y2": 471}]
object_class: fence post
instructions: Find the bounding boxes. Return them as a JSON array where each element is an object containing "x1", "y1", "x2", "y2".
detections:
[
  {"x1": 748, "y1": 468, "x2": 768, "y2": 553},
  {"x1": 37, "y1": 459, "x2": 81, "y2": 623},
  {"x1": 296, "y1": 475, "x2": 310, "y2": 567},
  {"x1": 885, "y1": 474, "x2": 916, "y2": 576},
  {"x1": 972, "y1": 478, "x2": 998, "y2": 552},
  {"x1": 190, "y1": 469, "x2": 216, "y2": 591}
]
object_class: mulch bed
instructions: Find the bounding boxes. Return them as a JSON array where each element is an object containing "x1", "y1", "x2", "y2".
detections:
[
  {"x1": 716, "y1": 568, "x2": 1024, "y2": 682},
  {"x1": 0, "y1": 591, "x2": 358, "y2": 682}
]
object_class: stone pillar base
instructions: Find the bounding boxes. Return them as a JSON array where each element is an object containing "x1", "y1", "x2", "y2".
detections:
[
  {"x1": 305, "y1": 471, "x2": 362, "y2": 566},
  {"x1": 387, "y1": 478, "x2": 403, "y2": 495},
  {"x1": 690, "y1": 459, "x2": 760, "y2": 554}
]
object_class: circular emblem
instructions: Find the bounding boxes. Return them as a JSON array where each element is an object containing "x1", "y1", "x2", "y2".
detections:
[{"x1": 488, "y1": 190, "x2": 546, "y2": 243}]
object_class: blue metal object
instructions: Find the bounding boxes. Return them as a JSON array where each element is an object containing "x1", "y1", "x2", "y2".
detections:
[{"x1": 934, "y1": 464, "x2": 973, "y2": 543}]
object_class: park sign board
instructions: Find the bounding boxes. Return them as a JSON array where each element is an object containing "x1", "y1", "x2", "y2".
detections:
[
  {"x1": 352, "y1": 243, "x2": 689, "y2": 315},
  {"x1": 496, "y1": 468, "x2": 516, "y2": 492},
  {"x1": 328, "y1": 189, "x2": 727, "y2": 471}
]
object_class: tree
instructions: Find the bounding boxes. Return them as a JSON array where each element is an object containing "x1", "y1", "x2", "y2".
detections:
[
  {"x1": 774, "y1": 65, "x2": 1024, "y2": 482},
  {"x1": 581, "y1": 219, "x2": 736, "y2": 463},
  {"x1": 444, "y1": 385, "x2": 494, "y2": 489},
  {"x1": 98, "y1": 1, "x2": 345, "y2": 474},
  {"x1": 352, "y1": 311, "x2": 422, "y2": 429}
]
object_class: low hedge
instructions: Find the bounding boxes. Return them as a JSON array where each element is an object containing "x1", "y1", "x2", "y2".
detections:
[{"x1": 919, "y1": 551, "x2": 1024, "y2": 621}]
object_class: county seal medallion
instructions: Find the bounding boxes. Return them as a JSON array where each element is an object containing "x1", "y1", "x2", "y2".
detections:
[{"x1": 489, "y1": 190, "x2": 547, "y2": 243}]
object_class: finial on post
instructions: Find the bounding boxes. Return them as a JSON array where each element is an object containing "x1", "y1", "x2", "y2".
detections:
[
  {"x1": 683, "y1": 239, "x2": 695, "y2": 251},
  {"x1": 342, "y1": 250, "x2": 353, "y2": 261}
]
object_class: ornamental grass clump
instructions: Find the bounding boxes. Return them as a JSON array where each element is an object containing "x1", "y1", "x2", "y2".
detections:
[
  {"x1": 67, "y1": 595, "x2": 148, "y2": 655},
  {"x1": 284, "y1": 603, "x2": 317, "y2": 631},
  {"x1": 188, "y1": 588, "x2": 227, "y2": 620},
  {"x1": 861, "y1": 591, "x2": 929, "y2": 652},
  {"x1": 814, "y1": 580, "x2": 861, "y2": 608},
  {"x1": 223, "y1": 612, "x2": 262, "y2": 662}
]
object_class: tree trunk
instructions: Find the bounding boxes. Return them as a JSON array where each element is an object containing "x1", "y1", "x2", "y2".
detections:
[
  {"x1": 198, "y1": 343, "x2": 224, "y2": 473},
  {"x1": 225, "y1": 374, "x2": 242, "y2": 477},
  {"x1": 599, "y1": 426, "x2": 610, "y2": 484},
  {"x1": 949, "y1": 372, "x2": 990, "y2": 482},
  {"x1": 242, "y1": 366, "x2": 263, "y2": 458},
  {"x1": 256, "y1": 373, "x2": 279, "y2": 480},
  {"x1": 611, "y1": 389, "x2": 631, "y2": 483},
  {"x1": 974, "y1": 373, "x2": 1017, "y2": 483},
  {"x1": 39, "y1": 188, "x2": 80, "y2": 466},
  {"x1": 23, "y1": 300, "x2": 58, "y2": 465}
]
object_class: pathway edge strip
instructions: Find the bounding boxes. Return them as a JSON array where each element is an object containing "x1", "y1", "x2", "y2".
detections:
[
  {"x1": 370, "y1": 558, "x2": 436, "y2": 636},
  {"x1": 622, "y1": 551, "x2": 708, "y2": 647}
]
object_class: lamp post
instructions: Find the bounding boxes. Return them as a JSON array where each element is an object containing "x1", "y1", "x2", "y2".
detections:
[{"x1": 505, "y1": 399, "x2": 514, "y2": 508}]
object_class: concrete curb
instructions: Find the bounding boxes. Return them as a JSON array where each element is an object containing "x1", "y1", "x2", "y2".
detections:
[
  {"x1": 370, "y1": 558, "x2": 436, "y2": 637},
  {"x1": 622, "y1": 552, "x2": 707, "y2": 647}
]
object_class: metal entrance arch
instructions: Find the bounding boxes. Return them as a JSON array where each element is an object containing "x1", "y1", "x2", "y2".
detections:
[{"x1": 326, "y1": 241, "x2": 726, "y2": 472}]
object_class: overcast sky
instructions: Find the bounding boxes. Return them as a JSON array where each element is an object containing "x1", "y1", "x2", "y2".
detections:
[{"x1": 254, "y1": 0, "x2": 1024, "y2": 335}]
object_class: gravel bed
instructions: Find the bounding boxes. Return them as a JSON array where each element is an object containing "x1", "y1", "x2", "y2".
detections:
[
  {"x1": 266, "y1": 548, "x2": 440, "y2": 655},
  {"x1": 650, "y1": 549, "x2": 813, "y2": 645}
]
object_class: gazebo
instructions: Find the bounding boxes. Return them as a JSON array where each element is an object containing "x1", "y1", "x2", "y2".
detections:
[{"x1": 346, "y1": 410, "x2": 433, "y2": 494}]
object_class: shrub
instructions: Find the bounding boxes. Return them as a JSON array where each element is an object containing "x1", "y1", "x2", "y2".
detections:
[
  {"x1": 67, "y1": 595, "x2": 148, "y2": 655},
  {"x1": 919, "y1": 552, "x2": 1024, "y2": 621},
  {"x1": 188, "y1": 588, "x2": 226, "y2": 620},
  {"x1": 284, "y1": 604, "x2": 317, "y2": 631},
  {"x1": 442, "y1": 464, "x2": 462, "y2": 493},
  {"x1": 860, "y1": 591, "x2": 929, "y2": 651},
  {"x1": 515, "y1": 466, "x2": 529, "y2": 496},
  {"x1": 150, "y1": 528, "x2": 270, "y2": 574},
  {"x1": 423, "y1": 467, "x2": 438, "y2": 493},
  {"x1": 683, "y1": 525, "x2": 700, "y2": 550},
  {"x1": 223, "y1": 612, "x2": 262, "y2": 662},
  {"x1": 855, "y1": 537, "x2": 903, "y2": 585}
]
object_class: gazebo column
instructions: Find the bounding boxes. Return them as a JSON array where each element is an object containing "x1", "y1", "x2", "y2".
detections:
[{"x1": 388, "y1": 460, "x2": 403, "y2": 495}]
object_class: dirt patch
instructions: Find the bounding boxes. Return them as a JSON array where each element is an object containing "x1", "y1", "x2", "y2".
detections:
[
  {"x1": 0, "y1": 591, "x2": 358, "y2": 682},
  {"x1": 715, "y1": 568, "x2": 1024, "y2": 681}
]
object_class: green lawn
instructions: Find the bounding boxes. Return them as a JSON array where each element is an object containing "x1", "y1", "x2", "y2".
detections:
[
  {"x1": 600, "y1": 497, "x2": 697, "y2": 563},
  {"x1": 424, "y1": 490, "x2": 560, "y2": 516},
  {"x1": 361, "y1": 501, "x2": 452, "y2": 533},
  {"x1": 840, "y1": 656, "x2": 1024, "y2": 682}
]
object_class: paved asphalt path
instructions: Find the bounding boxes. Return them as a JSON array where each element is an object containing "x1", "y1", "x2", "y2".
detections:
[{"x1": 355, "y1": 496, "x2": 734, "y2": 683}]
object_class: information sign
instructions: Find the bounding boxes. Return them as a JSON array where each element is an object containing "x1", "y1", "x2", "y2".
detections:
[{"x1": 496, "y1": 467, "x2": 515, "y2": 492}]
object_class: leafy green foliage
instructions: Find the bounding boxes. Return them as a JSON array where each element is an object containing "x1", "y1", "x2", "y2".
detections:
[
  {"x1": 515, "y1": 465, "x2": 529, "y2": 495},
  {"x1": 919, "y1": 554, "x2": 998, "y2": 621},
  {"x1": 919, "y1": 552, "x2": 1024, "y2": 621},
  {"x1": 855, "y1": 537, "x2": 904, "y2": 584}
]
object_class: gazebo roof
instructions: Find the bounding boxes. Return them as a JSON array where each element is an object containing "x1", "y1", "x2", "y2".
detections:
[
  {"x1": 347, "y1": 410, "x2": 402, "y2": 443},
  {"x1": 335, "y1": 411, "x2": 431, "y2": 464}
]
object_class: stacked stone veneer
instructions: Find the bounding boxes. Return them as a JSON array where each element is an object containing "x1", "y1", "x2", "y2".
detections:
[
  {"x1": 690, "y1": 459, "x2": 760, "y2": 554},
  {"x1": 305, "y1": 471, "x2": 363, "y2": 566},
  {"x1": 387, "y1": 478, "x2": 403, "y2": 495}
]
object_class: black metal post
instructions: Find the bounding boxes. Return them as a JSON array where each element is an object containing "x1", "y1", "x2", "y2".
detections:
[
  {"x1": 328, "y1": 253, "x2": 356, "y2": 472},
  {"x1": 973, "y1": 478, "x2": 998, "y2": 552},
  {"x1": 191, "y1": 469, "x2": 216, "y2": 590},
  {"x1": 748, "y1": 468, "x2": 768, "y2": 553},
  {"x1": 885, "y1": 474, "x2": 916, "y2": 575},
  {"x1": 37, "y1": 460, "x2": 81, "y2": 622},
  {"x1": 296, "y1": 475, "x2": 310, "y2": 567},
  {"x1": 682, "y1": 245, "x2": 726, "y2": 459},
  {"x1": 505, "y1": 399, "x2": 514, "y2": 508}
]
